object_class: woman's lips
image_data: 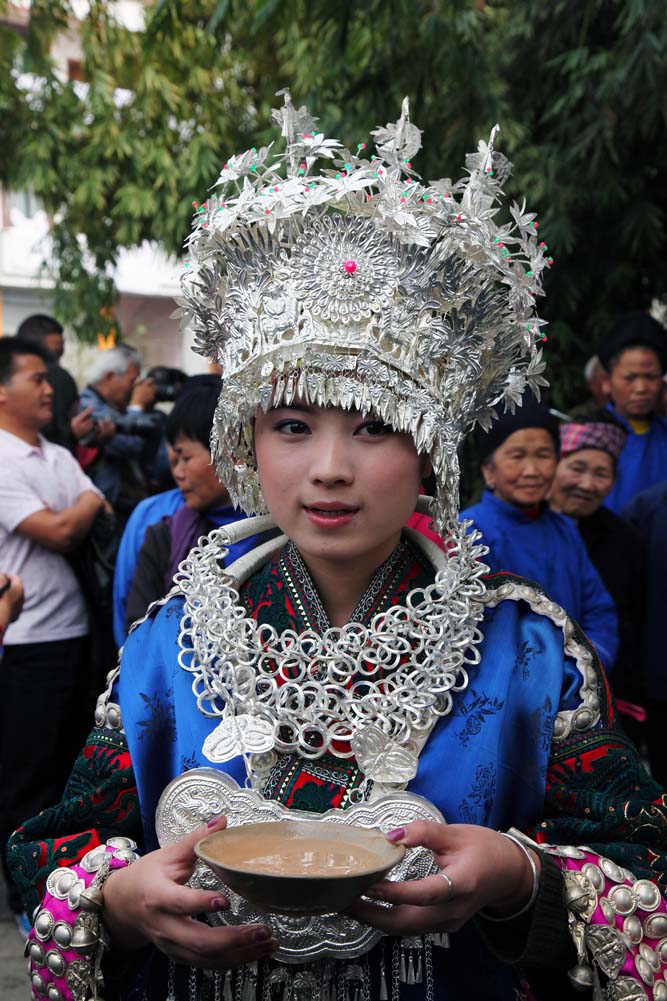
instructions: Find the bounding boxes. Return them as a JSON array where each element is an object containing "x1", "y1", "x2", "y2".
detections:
[{"x1": 304, "y1": 503, "x2": 360, "y2": 528}]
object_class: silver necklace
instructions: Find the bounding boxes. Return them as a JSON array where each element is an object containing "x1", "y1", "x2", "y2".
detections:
[{"x1": 176, "y1": 520, "x2": 489, "y2": 787}]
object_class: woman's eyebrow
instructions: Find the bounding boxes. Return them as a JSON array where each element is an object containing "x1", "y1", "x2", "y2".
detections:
[{"x1": 273, "y1": 404, "x2": 314, "y2": 414}]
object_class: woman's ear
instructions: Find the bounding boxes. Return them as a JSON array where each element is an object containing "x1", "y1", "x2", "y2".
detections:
[{"x1": 481, "y1": 459, "x2": 495, "y2": 491}]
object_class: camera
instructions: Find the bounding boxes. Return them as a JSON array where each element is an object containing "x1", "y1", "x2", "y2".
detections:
[{"x1": 146, "y1": 366, "x2": 187, "y2": 404}]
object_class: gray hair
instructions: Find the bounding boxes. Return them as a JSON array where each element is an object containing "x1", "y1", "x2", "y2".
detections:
[
  {"x1": 584, "y1": 355, "x2": 602, "y2": 381},
  {"x1": 88, "y1": 346, "x2": 141, "y2": 384},
  {"x1": 117, "y1": 343, "x2": 142, "y2": 368}
]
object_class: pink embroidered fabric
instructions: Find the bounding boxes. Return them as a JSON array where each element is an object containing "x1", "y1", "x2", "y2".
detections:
[
  {"x1": 26, "y1": 838, "x2": 138, "y2": 1001},
  {"x1": 548, "y1": 846, "x2": 667, "y2": 996}
]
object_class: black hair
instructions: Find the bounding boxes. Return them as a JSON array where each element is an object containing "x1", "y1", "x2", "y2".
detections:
[
  {"x1": 0, "y1": 337, "x2": 52, "y2": 385},
  {"x1": 165, "y1": 383, "x2": 219, "y2": 450},
  {"x1": 598, "y1": 312, "x2": 667, "y2": 374},
  {"x1": 474, "y1": 392, "x2": 560, "y2": 465},
  {"x1": 16, "y1": 314, "x2": 63, "y2": 343}
]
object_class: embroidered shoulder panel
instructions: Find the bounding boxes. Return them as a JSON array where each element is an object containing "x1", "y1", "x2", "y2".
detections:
[
  {"x1": 7, "y1": 727, "x2": 141, "y2": 915},
  {"x1": 537, "y1": 725, "x2": 667, "y2": 894}
]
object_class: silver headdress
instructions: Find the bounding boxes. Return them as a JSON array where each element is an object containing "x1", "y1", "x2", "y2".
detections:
[{"x1": 174, "y1": 91, "x2": 550, "y2": 530}]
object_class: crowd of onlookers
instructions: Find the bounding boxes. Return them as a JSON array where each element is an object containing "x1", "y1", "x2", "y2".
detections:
[
  {"x1": 461, "y1": 311, "x2": 667, "y2": 786},
  {"x1": 1, "y1": 308, "x2": 667, "y2": 930}
]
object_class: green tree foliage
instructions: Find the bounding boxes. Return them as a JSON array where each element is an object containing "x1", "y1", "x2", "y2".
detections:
[
  {"x1": 1, "y1": 0, "x2": 255, "y2": 339},
  {"x1": 1, "y1": 0, "x2": 666, "y2": 410},
  {"x1": 499, "y1": 0, "x2": 667, "y2": 406}
]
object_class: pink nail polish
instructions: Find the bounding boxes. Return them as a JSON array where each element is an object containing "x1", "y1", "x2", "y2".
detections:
[
  {"x1": 387, "y1": 827, "x2": 406, "y2": 842},
  {"x1": 210, "y1": 897, "x2": 227, "y2": 910},
  {"x1": 207, "y1": 815, "x2": 222, "y2": 828}
]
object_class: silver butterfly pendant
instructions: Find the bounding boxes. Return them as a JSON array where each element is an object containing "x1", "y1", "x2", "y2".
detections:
[
  {"x1": 202, "y1": 715, "x2": 275, "y2": 762},
  {"x1": 351, "y1": 725, "x2": 418, "y2": 783}
]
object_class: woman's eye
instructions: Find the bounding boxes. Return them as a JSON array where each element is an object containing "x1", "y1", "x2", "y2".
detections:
[
  {"x1": 275, "y1": 420, "x2": 310, "y2": 436},
  {"x1": 356, "y1": 420, "x2": 391, "y2": 437}
]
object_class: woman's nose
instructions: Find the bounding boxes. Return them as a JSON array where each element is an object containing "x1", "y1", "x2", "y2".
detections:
[{"x1": 309, "y1": 437, "x2": 354, "y2": 484}]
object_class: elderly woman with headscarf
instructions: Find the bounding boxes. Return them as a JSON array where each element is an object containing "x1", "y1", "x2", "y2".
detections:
[
  {"x1": 549, "y1": 412, "x2": 646, "y2": 731},
  {"x1": 461, "y1": 396, "x2": 619, "y2": 673}
]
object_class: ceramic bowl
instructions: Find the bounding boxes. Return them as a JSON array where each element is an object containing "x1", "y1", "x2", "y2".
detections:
[{"x1": 195, "y1": 819, "x2": 405, "y2": 915}]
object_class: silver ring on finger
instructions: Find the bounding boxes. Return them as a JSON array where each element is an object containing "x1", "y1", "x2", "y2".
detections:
[{"x1": 438, "y1": 870, "x2": 454, "y2": 899}]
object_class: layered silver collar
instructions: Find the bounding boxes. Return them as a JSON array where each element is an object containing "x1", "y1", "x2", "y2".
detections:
[{"x1": 175, "y1": 517, "x2": 490, "y2": 792}]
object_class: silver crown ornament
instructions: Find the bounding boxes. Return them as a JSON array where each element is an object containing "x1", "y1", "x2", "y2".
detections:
[{"x1": 173, "y1": 91, "x2": 550, "y2": 531}]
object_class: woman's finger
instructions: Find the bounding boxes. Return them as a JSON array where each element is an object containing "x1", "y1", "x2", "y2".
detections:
[
  {"x1": 165, "y1": 816, "x2": 227, "y2": 860},
  {"x1": 386, "y1": 820, "x2": 452, "y2": 853},
  {"x1": 347, "y1": 900, "x2": 456, "y2": 936},
  {"x1": 153, "y1": 880, "x2": 230, "y2": 916},
  {"x1": 365, "y1": 872, "x2": 460, "y2": 908},
  {"x1": 152, "y1": 915, "x2": 279, "y2": 969}
]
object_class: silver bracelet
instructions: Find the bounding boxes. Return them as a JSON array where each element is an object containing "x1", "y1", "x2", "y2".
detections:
[{"x1": 478, "y1": 830, "x2": 540, "y2": 922}]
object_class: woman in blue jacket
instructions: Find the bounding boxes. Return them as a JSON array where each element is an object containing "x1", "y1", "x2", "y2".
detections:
[{"x1": 461, "y1": 398, "x2": 619, "y2": 673}]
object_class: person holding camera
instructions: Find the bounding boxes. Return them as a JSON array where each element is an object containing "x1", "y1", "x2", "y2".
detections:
[{"x1": 79, "y1": 346, "x2": 163, "y2": 522}]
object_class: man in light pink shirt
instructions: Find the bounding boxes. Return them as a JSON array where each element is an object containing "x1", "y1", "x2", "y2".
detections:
[{"x1": 0, "y1": 337, "x2": 105, "y2": 921}]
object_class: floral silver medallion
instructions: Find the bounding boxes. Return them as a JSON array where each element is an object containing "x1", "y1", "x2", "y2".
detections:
[{"x1": 287, "y1": 215, "x2": 398, "y2": 324}]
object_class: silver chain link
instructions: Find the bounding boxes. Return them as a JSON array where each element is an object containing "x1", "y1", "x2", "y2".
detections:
[
  {"x1": 424, "y1": 937, "x2": 434, "y2": 1001},
  {"x1": 166, "y1": 958, "x2": 177, "y2": 1001},
  {"x1": 391, "y1": 941, "x2": 401, "y2": 1001}
]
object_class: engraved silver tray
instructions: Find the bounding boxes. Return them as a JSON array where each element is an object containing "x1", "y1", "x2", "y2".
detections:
[{"x1": 155, "y1": 768, "x2": 444, "y2": 963}]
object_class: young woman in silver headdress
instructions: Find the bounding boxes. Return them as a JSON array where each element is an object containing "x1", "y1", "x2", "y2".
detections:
[{"x1": 9, "y1": 95, "x2": 667, "y2": 1001}]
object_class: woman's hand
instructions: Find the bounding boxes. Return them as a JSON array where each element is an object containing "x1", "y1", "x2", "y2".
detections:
[
  {"x1": 348, "y1": 821, "x2": 540, "y2": 936},
  {"x1": 102, "y1": 817, "x2": 279, "y2": 969}
]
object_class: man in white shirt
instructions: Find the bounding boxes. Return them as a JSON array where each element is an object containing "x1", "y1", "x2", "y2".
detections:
[{"x1": 0, "y1": 337, "x2": 105, "y2": 919}]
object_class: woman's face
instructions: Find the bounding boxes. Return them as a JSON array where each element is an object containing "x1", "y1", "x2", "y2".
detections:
[
  {"x1": 482, "y1": 427, "x2": 557, "y2": 508},
  {"x1": 170, "y1": 433, "x2": 230, "y2": 511},
  {"x1": 253, "y1": 404, "x2": 426, "y2": 572},
  {"x1": 549, "y1": 448, "x2": 615, "y2": 519}
]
